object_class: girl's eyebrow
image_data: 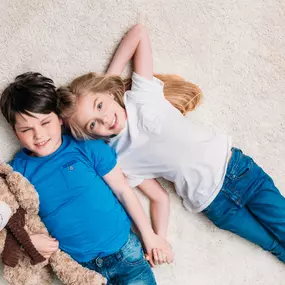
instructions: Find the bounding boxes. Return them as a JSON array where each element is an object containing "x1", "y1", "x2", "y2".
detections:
[
  {"x1": 93, "y1": 97, "x2": 98, "y2": 109},
  {"x1": 85, "y1": 120, "x2": 91, "y2": 131}
]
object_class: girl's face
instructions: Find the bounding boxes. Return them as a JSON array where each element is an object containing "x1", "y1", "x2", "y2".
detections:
[{"x1": 70, "y1": 92, "x2": 127, "y2": 137}]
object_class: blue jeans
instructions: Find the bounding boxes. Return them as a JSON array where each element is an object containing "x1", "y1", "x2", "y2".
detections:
[
  {"x1": 81, "y1": 231, "x2": 156, "y2": 285},
  {"x1": 203, "y1": 148, "x2": 285, "y2": 262}
]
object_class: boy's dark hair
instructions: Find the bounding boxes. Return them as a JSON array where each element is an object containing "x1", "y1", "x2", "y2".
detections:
[{"x1": 0, "y1": 72, "x2": 59, "y2": 129}]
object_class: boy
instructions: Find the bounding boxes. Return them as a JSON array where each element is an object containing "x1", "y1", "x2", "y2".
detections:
[{"x1": 0, "y1": 72, "x2": 170, "y2": 284}]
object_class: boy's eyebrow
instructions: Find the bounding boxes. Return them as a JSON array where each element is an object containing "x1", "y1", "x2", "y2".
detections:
[
  {"x1": 41, "y1": 115, "x2": 52, "y2": 122},
  {"x1": 17, "y1": 126, "x2": 32, "y2": 130},
  {"x1": 16, "y1": 114, "x2": 52, "y2": 129}
]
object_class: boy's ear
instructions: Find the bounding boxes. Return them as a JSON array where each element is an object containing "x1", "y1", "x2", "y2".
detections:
[
  {"x1": 9, "y1": 125, "x2": 16, "y2": 134},
  {"x1": 10, "y1": 125, "x2": 20, "y2": 140},
  {"x1": 59, "y1": 118, "x2": 63, "y2": 125}
]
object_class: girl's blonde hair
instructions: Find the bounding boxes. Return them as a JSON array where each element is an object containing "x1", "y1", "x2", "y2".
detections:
[{"x1": 57, "y1": 73, "x2": 202, "y2": 139}]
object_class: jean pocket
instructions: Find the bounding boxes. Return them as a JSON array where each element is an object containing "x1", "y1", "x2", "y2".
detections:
[
  {"x1": 121, "y1": 233, "x2": 145, "y2": 265},
  {"x1": 228, "y1": 153, "x2": 254, "y2": 181}
]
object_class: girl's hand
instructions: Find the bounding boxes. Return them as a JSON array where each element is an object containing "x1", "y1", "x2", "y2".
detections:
[
  {"x1": 30, "y1": 233, "x2": 59, "y2": 259},
  {"x1": 145, "y1": 247, "x2": 174, "y2": 266},
  {"x1": 143, "y1": 233, "x2": 173, "y2": 267}
]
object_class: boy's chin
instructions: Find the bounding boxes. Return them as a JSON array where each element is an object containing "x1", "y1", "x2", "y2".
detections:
[
  {"x1": 31, "y1": 143, "x2": 58, "y2": 157},
  {"x1": 32, "y1": 149, "x2": 52, "y2": 157}
]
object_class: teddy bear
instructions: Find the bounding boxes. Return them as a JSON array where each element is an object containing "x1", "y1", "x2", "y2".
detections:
[{"x1": 0, "y1": 162, "x2": 106, "y2": 285}]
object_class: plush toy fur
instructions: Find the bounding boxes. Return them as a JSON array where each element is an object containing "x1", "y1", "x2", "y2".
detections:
[{"x1": 0, "y1": 163, "x2": 106, "y2": 285}]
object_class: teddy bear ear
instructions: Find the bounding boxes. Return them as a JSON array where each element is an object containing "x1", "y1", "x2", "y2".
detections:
[{"x1": 0, "y1": 163, "x2": 13, "y2": 176}]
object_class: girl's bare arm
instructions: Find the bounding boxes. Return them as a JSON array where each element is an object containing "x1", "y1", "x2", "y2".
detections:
[
  {"x1": 103, "y1": 164, "x2": 171, "y2": 266},
  {"x1": 106, "y1": 24, "x2": 153, "y2": 79},
  {"x1": 137, "y1": 179, "x2": 170, "y2": 239}
]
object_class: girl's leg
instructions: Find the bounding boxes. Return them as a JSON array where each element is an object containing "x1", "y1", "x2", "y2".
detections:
[
  {"x1": 246, "y1": 174, "x2": 285, "y2": 245},
  {"x1": 203, "y1": 189, "x2": 285, "y2": 263},
  {"x1": 204, "y1": 148, "x2": 285, "y2": 262}
]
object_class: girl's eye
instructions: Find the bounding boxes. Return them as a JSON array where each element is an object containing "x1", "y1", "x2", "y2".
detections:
[
  {"x1": 22, "y1": 129, "x2": 31, "y2": 133},
  {"x1": 98, "y1": 102, "x2": 102, "y2": 110},
  {"x1": 42, "y1": 121, "x2": 50, "y2": 126},
  {"x1": 90, "y1": 121, "x2": 96, "y2": 130}
]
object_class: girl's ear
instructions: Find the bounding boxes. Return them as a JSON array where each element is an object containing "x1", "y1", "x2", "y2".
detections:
[{"x1": 59, "y1": 118, "x2": 63, "y2": 125}]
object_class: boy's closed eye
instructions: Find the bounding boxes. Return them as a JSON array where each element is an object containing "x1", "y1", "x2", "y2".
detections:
[{"x1": 21, "y1": 128, "x2": 32, "y2": 133}]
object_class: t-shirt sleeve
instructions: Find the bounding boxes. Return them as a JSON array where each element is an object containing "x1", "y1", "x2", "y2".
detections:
[
  {"x1": 84, "y1": 139, "x2": 117, "y2": 177},
  {"x1": 126, "y1": 176, "x2": 144, "y2": 188},
  {"x1": 8, "y1": 160, "x2": 13, "y2": 167},
  {"x1": 128, "y1": 72, "x2": 164, "y2": 103}
]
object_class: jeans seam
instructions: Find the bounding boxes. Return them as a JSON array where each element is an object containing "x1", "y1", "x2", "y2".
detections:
[{"x1": 227, "y1": 148, "x2": 241, "y2": 179}]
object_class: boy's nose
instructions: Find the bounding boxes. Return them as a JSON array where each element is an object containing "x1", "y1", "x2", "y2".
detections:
[{"x1": 34, "y1": 128, "x2": 44, "y2": 139}]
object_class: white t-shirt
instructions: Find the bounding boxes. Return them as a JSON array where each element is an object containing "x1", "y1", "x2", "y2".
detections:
[{"x1": 108, "y1": 72, "x2": 232, "y2": 213}]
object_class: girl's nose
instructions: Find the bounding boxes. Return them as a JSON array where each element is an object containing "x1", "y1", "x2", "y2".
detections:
[{"x1": 103, "y1": 114, "x2": 109, "y2": 124}]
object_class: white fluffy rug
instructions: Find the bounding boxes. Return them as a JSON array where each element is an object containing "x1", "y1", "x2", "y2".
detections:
[{"x1": 1, "y1": 0, "x2": 285, "y2": 284}]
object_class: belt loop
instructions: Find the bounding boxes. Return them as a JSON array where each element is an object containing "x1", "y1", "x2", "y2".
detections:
[{"x1": 115, "y1": 250, "x2": 122, "y2": 261}]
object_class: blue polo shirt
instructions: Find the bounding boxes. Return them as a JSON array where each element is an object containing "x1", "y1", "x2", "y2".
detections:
[{"x1": 10, "y1": 135, "x2": 131, "y2": 262}]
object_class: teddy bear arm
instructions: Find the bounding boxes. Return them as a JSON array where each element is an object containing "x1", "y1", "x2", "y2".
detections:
[
  {"x1": 0, "y1": 228, "x2": 7, "y2": 254},
  {"x1": 50, "y1": 251, "x2": 107, "y2": 285}
]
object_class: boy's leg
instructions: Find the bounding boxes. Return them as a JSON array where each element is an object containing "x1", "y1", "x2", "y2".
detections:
[
  {"x1": 115, "y1": 231, "x2": 156, "y2": 285},
  {"x1": 80, "y1": 232, "x2": 156, "y2": 285},
  {"x1": 203, "y1": 190, "x2": 285, "y2": 263}
]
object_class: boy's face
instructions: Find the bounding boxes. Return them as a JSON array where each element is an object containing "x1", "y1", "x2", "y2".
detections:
[
  {"x1": 14, "y1": 112, "x2": 63, "y2": 157},
  {"x1": 70, "y1": 92, "x2": 127, "y2": 137}
]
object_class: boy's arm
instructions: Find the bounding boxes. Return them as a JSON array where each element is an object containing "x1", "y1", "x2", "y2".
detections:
[
  {"x1": 106, "y1": 24, "x2": 153, "y2": 79},
  {"x1": 103, "y1": 164, "x2": 170, "y2": 266},
  {"x1": 30, "y1": 234, "x2": 59, "y2": 259},
  {"x1": 137, "y1": 179, "x2": 170, "y2": 239}
]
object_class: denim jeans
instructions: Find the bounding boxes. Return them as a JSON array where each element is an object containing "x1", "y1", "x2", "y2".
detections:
[
  {"x1": 81, "y1": 231, "x2": 156, "y2": 285},
  {"x1": 203, "y1": 148, "x2": 285, "y2": 262}
]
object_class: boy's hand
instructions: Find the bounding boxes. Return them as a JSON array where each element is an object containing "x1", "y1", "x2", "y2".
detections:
[
  {"x1": 143, "y1": 234, "x2": 173, "y2": 267},
  {"x1": 30, "y1": 234, "x2": 59, "y2": 259}
]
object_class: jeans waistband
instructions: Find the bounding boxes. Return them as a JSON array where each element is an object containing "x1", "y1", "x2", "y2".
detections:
[{"x1": 83, "y1": 231, "x2": 133, "y2": 267}]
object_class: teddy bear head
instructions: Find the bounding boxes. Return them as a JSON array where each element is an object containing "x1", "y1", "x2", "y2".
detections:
[{"x1": 0, "y1": 163, "x2": 39, "y2": 215}]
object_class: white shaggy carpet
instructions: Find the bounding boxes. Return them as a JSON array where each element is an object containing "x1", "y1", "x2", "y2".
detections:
[{"x1": 1, "y1": 0, "x2": 285, "y2": 284}]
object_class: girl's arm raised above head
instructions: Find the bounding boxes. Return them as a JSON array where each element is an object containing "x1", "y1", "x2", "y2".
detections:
[{"x1": 106, "y1": 24, "x2": 153, "y2": 80}]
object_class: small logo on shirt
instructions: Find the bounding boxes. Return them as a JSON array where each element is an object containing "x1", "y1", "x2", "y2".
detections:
[{"x1": 62, "y1": 160, "x2": 78, "y2": 170}]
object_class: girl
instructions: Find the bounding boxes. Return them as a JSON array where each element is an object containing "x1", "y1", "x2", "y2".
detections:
[{"x1": 58, "y1": 24, "x2": 285, "y2": 265}]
